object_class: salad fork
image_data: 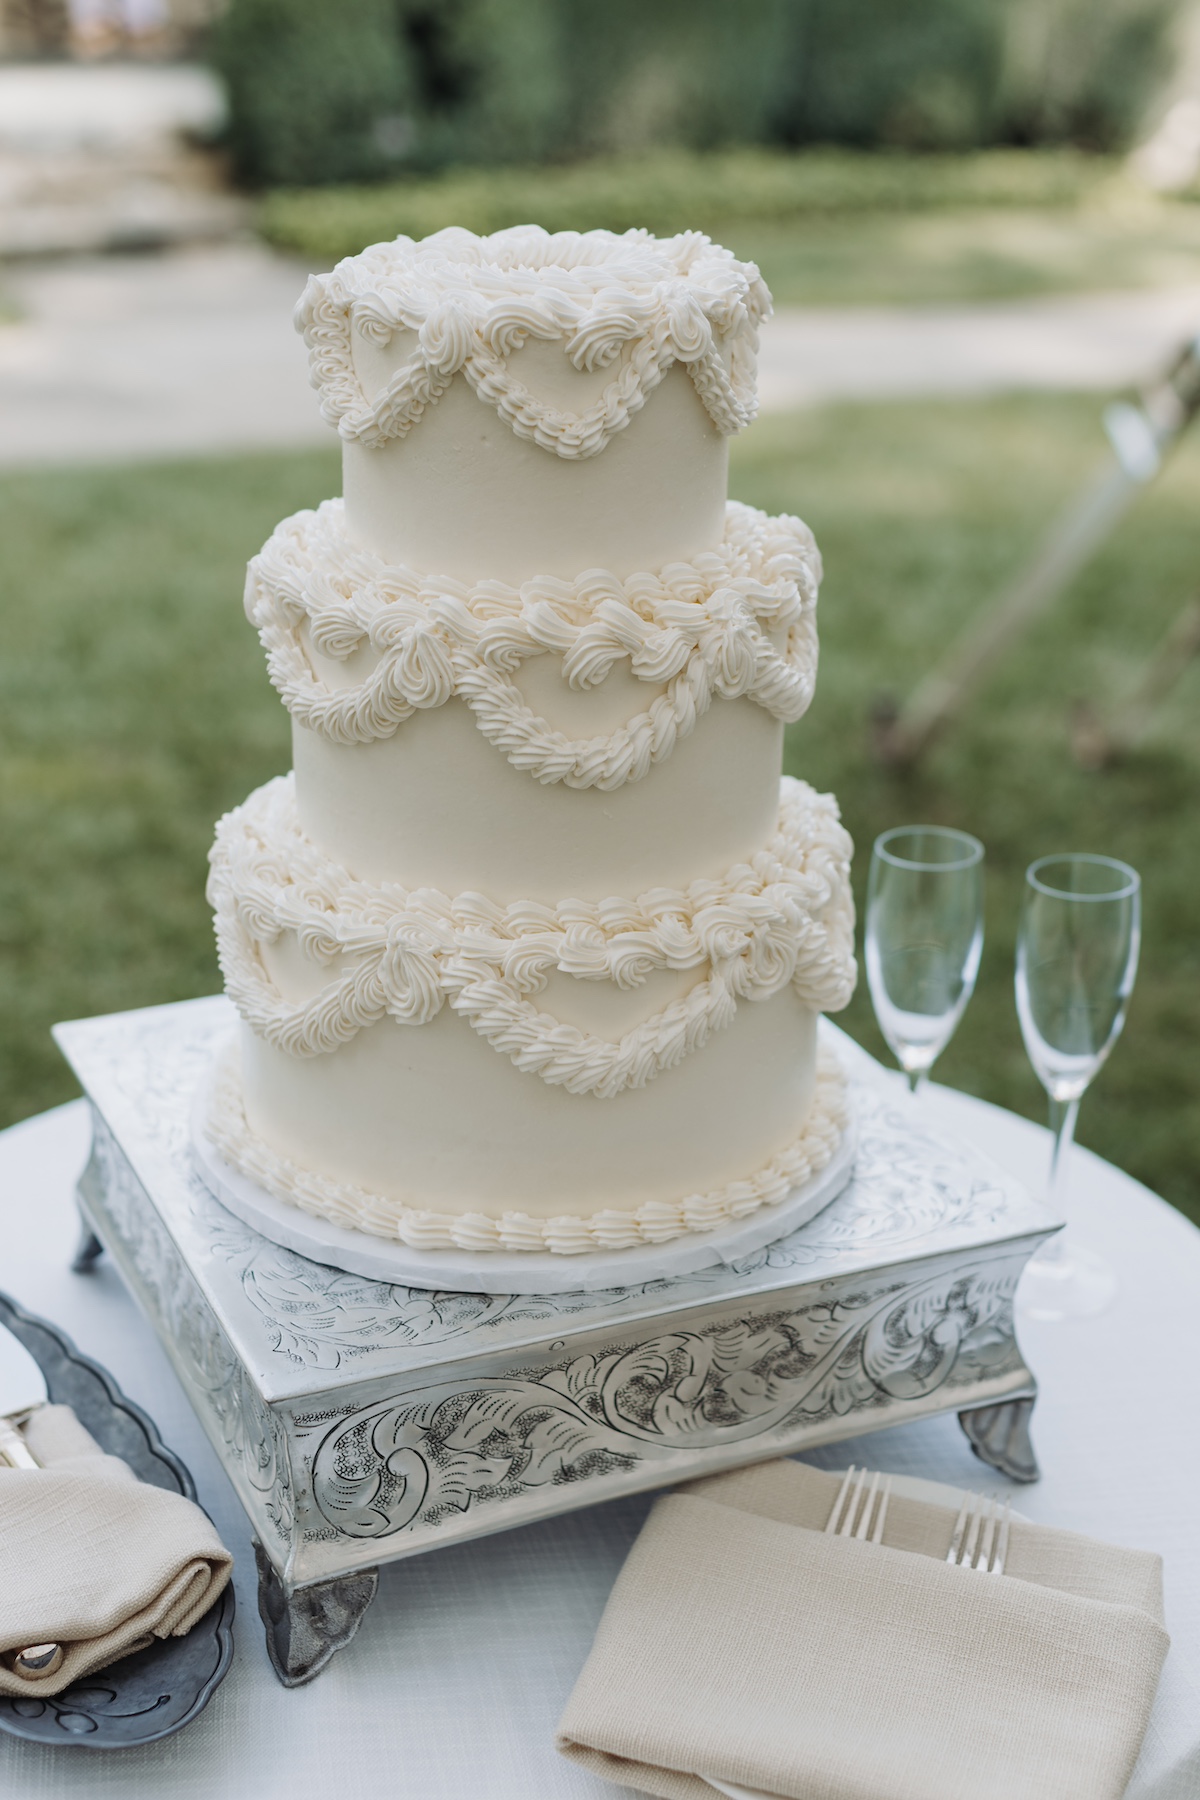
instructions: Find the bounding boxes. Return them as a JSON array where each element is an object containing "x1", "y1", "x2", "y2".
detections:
[
  {"x1": 824, "y1": 1466, "x2": 892, "y2": 1544},
  {"x1": 947, "y1": 1491, "x2": 1012, "y2": 1574},
  {"x1": 824, "y1": 1470, "x2": 1013, "y2": 1576}
]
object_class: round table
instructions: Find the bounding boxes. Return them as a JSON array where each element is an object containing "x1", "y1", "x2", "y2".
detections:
[{"x1": 1, "y1": 1084, "x2": 1197, "y2": 1800}]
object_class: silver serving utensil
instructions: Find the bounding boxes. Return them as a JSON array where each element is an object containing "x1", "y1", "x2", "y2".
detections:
[
  {"x1": 0, "y1": 1321, "x2": 47, "y2": 1470},
  {"x1": 10, "y1": 1645, "x2": 64, "y2": 1679}
]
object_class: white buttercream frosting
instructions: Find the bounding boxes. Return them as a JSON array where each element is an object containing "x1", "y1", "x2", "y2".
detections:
[
  {"x1": 295, "y1": 225, "x2": 770, "y2": 457},
  {"x1": 203, "y1": 1037, "x2": 849, "y2": 1254},
  {"x1": 201, "y1": 221, "x2": 858, "y2": 1257},
  {"x1": 246, "y1": 499, "x2": 820, "y2": 788},
  {"x1": 207, "y1": 773, "x2": 855, "y2": 1098}
]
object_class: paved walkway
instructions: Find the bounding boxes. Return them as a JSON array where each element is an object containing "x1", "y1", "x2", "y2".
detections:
[
  {"x1": 0, "y1": 64, "x2": 242, "y2": 258},
  {"x1": 758, "y1": 284, "x2": 1200, "y2": 408},
  {"x1": 0, "y1": 244, "x2": 315, "y2": 465},
  {"x1": 0, "y1": 242, "x2": 1197, "y2": 468}
]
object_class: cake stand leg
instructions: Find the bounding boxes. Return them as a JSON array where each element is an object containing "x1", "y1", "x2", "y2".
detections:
[
  {"x1": 958, "y1": 1394, "x2": 1039, "y2": 1483},
  {"x1": 254, "y1": 1542, "x2": 379, "y2": 1687},
  {"x1": 71, "y1": 1212, "x2": 105, "y2": 1274}
]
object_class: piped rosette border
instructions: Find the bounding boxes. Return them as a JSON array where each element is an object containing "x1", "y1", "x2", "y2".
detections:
[
  {"x1": 201, "y1": 1036, "x2": 850, "y2": 1256},
  {"x1": 295, "y1": 225, "x2": 770, "y2": 456},
  {"x1": 207, "y1": 773, "x2": 856, "y2": 1099},
  {"x1": 245, "y1": 499, "x2": 820, "y2": 791}
]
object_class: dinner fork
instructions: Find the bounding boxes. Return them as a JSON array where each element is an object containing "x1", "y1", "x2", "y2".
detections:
[
  {"x1": 946, "y1": 1491, "x2": 1012, "y2": 1574},
  {"x1": 824, "y1": 1466, "x2": 892, "y2": 1544}
]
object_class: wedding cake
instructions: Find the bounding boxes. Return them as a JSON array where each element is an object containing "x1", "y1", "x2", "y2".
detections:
[{"x1": 203, "y1": 225, "x2": 856, "y2": 1256}]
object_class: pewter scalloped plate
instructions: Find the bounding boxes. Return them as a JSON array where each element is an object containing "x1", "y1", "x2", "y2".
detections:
[{"x1": 0, "y1": 1292, "x2": 235, "y2": 1750}]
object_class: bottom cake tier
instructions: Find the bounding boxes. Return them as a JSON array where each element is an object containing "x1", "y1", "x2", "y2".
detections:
[
  {"x1": 203, "y1": 1026, "x2": 848, "y2": 1255},
  {"x1": 204, "y1": 772, "x2": 856, "y2": 1253}
]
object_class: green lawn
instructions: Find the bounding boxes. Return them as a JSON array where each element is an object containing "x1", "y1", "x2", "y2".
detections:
[
  {"x1": 258, "y1": 146, "x2": 1200, "y2": 309},
  {"x1": 1, "y1": 393, "x2": 1197, "y2": 1220},
  {"x1": 732, "y1": 201, "x2": 1200, "y2": 307}
]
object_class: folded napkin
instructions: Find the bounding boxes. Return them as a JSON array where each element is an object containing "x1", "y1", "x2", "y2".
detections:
[
  {"x1": 557, "y1": 1458, "x2": 1168, "y2": 1800},
  {"x1": 0, "y1": 1404, "x2": 233, "y2": 1698}
]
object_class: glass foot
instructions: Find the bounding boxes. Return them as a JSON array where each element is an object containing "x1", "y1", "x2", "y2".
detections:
[{"x1": 1017, "y1": 1241, "x2": 1117, "y2": 1322}]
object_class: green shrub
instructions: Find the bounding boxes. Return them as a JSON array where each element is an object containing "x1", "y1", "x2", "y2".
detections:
[
  {"x1": 259, "y1": 144, "x2": 1115, "y2": 267},
  {"x1": 400, "y1": 0, "x2": 571, "y2": 168},
  {"x1": 212, "y1": 0, "x2": 1185, "y2": 190},
  {"x1": 998, "y1": 0, "x2": 1180, "y2": 150},
  {"x1": 211, "y1": 0, "x2": 414, "y2": 188},
  {"x1": 777, "y1": 0, "x2": 1005, "y2": 150}
]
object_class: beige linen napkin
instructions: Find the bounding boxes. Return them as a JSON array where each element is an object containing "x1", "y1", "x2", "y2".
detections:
[
  {"x1": 557, "y1": 1459, "x2": 1168, "y2": 1800},
  {"x1": 0, "y1": 1404, "x2": 233, "y2": 1698}
]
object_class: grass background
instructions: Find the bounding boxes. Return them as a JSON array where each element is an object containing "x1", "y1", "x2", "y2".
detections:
[
  {"x1": 0, "y1": 392, "x2": 1197, "y2": 1219},
  {"x1": 733, "y1": 201, "x2": 1200, "y2": 306}
]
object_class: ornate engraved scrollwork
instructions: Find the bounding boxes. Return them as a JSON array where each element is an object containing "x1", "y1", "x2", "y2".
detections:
[
  {"x1": 312, "y1": 1252, "x2": 1029, "y2": 1539},
  {"x1": 82, "y1": 1112, "x2": 295, "y2": 1543}
]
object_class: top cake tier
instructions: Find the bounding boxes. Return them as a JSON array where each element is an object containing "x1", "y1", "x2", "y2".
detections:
[{"x1": 295, "y1": 225, "x2": 771, "y2": 585}]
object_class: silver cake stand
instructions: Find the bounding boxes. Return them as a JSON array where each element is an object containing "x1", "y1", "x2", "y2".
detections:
[{"x1": 55, "y1": 995, "x2": 1056, "y2": 1687}]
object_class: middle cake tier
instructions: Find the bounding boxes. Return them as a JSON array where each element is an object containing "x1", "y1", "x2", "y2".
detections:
[
  {"x1": 247, "y1": 496, "x2": 820, "y2": 900},
  {"x1": 206, "y1": 773, "x2": 856, "y2": 1248}
]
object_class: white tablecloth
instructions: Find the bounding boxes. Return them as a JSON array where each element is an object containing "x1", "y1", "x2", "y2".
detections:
[{"x1": 1, "y1": 1083, "x2": 1198, "y2": 1800}]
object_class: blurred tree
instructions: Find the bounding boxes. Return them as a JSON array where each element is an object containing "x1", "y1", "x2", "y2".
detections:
[
  {"x1": 999, "y1": 0, "x2": 1180, "y2": 148},
  {"x1": 210, "y1": 0, "x2": 1187, "y2": 188},
  {"x1": 777, "y1": 0, "x2": 1006, "y2": 149},
  {"x1": 561, "y1": 0, "x2": 798, "y2": 155},
  {"x1": 212, "y1": 0, "x2": 414, "y2": 187},
  {"x1": 0, "y1": 0, "x2": 70, "y2": 54},
  {"x1": 398, "y1": 0, "x2": 569, "y2": 166}
]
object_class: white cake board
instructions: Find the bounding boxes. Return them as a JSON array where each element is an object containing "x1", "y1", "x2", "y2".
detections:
[{"x1": 189, "y1": 1081, "x2": 858, "y2": 1296}]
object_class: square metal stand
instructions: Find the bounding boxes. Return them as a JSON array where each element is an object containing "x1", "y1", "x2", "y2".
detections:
[{"x1": 57, "y1": 997, "x2": 1053, "y2": 1686}]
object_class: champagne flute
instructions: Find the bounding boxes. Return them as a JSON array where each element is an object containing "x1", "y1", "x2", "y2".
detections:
[
  {"x1": 1016, "y1": 853, "x2": 1141, "y2": 1322},
  {"x1": 865, "y1": 826, "x2": 984, "y2": 1093}
]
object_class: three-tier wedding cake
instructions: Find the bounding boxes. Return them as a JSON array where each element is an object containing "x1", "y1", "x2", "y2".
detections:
[{"x1": 203, "y1": 225, "x2": 856, "y2": 1256}]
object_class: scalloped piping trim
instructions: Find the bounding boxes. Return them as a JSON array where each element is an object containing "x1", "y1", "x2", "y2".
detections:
[
  {"x1": 295, "y1": 225, "x2": 770, "y2": 456},
  {"x1": 246, "y1": 499, "x2": 820, "y2": 787},
  {"x1": 207, "y1": 773, "x2": 856, "y2": 1097},
  {"x1": 202, "y1": 1037, "x2": 849, "y2": 1255}
]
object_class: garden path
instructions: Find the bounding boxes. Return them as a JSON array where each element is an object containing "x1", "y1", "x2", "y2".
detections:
[{"x1": 0, "y1": 241, "x2": 1196, "y2": 467}]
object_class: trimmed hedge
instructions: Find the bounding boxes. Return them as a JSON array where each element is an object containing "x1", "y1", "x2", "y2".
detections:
[{"x1": 259, "y1": 145, "x2": 1117, "y2": 267}]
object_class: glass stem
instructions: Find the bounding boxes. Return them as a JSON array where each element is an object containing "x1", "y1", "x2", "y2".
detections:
[
  {"x1": 1041, "y1": 1093, "x2": 1081, "y2": 1262},
  {"x1": 905, "y1": 1067, "x2": 923, "y2": 1096}
]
